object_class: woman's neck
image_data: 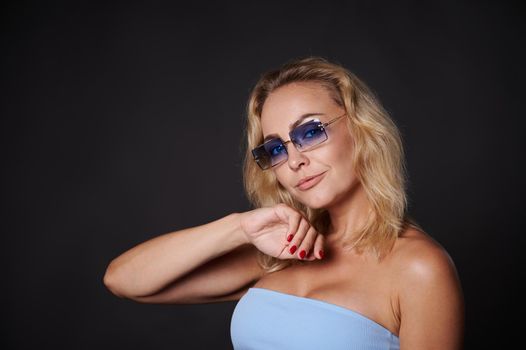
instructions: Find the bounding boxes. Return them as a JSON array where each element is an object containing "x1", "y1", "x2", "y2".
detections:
[{"x1": 325, "y1": 183, "x2": 372, "y2": 246}]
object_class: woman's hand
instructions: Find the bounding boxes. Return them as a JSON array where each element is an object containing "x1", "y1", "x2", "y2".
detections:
[{"x1": 239, "y1": 203, "x2": 325, "y2": 261}]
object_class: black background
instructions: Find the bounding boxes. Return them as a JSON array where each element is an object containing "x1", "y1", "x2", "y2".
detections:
[{"x1": 2, "y1": 1, "x2": 524, "y2": 349}]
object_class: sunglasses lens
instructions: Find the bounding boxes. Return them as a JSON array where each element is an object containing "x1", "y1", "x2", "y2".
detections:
[
  {"x1": 252, "y1": 138, "x2": 288, "y2": 169},
  {"x1": 291, "y1": 122, "x2": 327, "y2": 150},
  {"x1": 265, "y1": 138, "x2": 288, "y2": 167},
  {"x1": 252, "y1": 147, "x2": 270, "y2": 170}
]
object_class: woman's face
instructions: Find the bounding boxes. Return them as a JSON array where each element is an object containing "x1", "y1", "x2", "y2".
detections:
[{"x1": 260, "y1": 81, "x2": 360, "y2": 209}]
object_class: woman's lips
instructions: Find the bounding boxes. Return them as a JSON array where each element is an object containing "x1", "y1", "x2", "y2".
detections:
[{"x1": 296, "y1": 172, "x2": 326, "y2": 191}]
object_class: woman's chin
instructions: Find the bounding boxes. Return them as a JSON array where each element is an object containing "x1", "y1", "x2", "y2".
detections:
[{"x1": 296, "y1": 194, "x2": 332, "y2": 210}]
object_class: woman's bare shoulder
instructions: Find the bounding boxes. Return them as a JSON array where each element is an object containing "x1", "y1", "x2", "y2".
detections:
[
  {"x1": 389, "y1": 227, "x2": 459, "y2": 284},
  {"x1": 387, "y1": 228, "x2": 464, "y2": 347}
]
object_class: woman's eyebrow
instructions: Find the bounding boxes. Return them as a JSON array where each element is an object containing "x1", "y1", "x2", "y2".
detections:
[
  {"x1": 263, "y1": 133, "x2": 281, "y2": 142},
  {"x1": 263, "y1": 113, "x2": 325, "y2": 142},
  {"x1": 289, "y1": 113, "x2": 324, "y2": 129}
]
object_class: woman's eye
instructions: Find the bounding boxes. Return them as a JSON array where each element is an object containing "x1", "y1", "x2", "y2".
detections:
[
  {"x1": 270, "y1": 144, "x2": 285, "y2": 156},
  {"x1": 304, "y1": 127, "x2": 321, "y2": 138}
]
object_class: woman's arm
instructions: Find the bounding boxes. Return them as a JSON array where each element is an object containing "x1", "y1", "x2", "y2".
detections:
[
  {"x1": 397, "y1": 237, "x2": 465, "y2": 349},
  {"x1": 103, "y1": 212, "x2": 263, "y2": 303}
]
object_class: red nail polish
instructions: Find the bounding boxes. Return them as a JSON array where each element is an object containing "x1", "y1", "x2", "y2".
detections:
[
  {"x1": 289, "y1": 245, "x2": 297, "y2": 254},
  {"x1": 299, "y1": 250, "x2": 306, "y2": 259},
  {"x1": 319, "y1": 250, "x2": 324, "y2": 259},
  {"x1": 287, "y1": 234, "x2": 293, "y2": 242}
]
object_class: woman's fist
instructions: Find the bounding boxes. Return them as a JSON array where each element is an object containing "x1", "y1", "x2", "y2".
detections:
[{"x1": 239, "y1": 203, "x2": 325, "y2": 261}]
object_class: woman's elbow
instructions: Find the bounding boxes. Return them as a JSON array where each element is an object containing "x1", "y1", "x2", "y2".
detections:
[{"x1": 102, "y1": 262, "x2": 127, "y2": 298}]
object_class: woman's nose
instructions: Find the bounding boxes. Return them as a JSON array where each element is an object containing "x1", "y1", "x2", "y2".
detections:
[{"x1": 286, "y1": 142, "x2": 309, "y2": 169}]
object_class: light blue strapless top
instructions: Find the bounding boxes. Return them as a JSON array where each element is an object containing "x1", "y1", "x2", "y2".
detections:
[{"x1": 231, "y1": 287, "x2": 399, "y2": 350}]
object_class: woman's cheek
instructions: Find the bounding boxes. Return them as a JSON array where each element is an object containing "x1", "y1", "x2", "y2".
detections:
[{"x1": 275, "y1": 173, "x2": 294, "y2": 193}]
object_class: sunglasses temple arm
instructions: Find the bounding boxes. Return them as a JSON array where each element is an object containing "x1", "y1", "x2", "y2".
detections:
[{"x1": 324, "y1": 113, "x2": 347, "y2": 127}]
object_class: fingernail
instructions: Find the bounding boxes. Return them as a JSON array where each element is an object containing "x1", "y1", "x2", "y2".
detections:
[
  {"x1": 299, "y1": 250, "x2": 306, "y2": 259},
  {"x1": 319, "y1": 250, "x2": 324, "y2": 259},
  {"x1": 287, "y1": 234, "x2": 294, "y2": 242},
  {"x1": 289, "y1": 245, "x2": 297, "y2": 254}
]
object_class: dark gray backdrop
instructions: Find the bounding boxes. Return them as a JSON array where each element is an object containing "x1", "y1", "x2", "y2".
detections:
[{"x1": 2, "y1": 1, "x2": 524, "y2": 349}]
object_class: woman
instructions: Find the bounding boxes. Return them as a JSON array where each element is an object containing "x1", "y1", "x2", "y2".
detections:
[{"x1": 104, "y1": 57, "x2": 464, "y2": 349}]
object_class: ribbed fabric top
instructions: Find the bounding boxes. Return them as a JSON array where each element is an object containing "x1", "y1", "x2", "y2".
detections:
[{"x1": 231, "y1": 287, "x2": 399, "y2": 350}]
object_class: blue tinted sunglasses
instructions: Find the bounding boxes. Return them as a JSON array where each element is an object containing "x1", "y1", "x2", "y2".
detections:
[{"x1": 252, "y1": 113, "x2": 347, "y2": 170}]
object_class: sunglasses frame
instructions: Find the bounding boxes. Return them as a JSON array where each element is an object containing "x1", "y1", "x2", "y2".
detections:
[{"x1": 252, "y1": 112, "x2": 347, "y2": 170}]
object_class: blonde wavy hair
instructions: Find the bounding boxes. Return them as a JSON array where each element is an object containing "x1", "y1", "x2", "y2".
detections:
[{"x1": 241, "y1": 56, "x2": 421, "y2": 273}]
